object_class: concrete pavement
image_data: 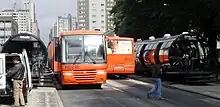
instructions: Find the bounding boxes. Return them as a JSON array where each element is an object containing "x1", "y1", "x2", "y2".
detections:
[
  {"x1": 27, "y1": 87, "x2": 64, "y2": 107},
  {"x1": 58, "y1": 79, "x2": 220, "y2": 107},
  {"x1": 169, "y1": 83, "x2": 220, "y2": 100},
  {"x1": 129, "y1": 75, "x2": 220, "y2": 100},
  {"x1": 113, "y1": 79, "x2": 220, "y2": 107},
  {"x1": 0, "y1": 87, "x2": 64, "y2": 107},
  {"x1": 1, "y1": 76, "x2": 220, "y2": 107}
]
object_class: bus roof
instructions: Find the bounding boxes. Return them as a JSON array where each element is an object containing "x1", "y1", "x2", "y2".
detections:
[
  {"x1": 105, "y1": 36, "x2": 134, "y2": 40},
  {"x1": 61, "y1": 30, "x2": 104, "y2": 36}
]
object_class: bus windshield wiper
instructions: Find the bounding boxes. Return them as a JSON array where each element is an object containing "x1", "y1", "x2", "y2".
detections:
[
  {"x1": 73, "y1": 55, "x2": 81, "y2": 64},
  {"x1": 84, "y1": 51, "x2": 96, "y2": 64}
]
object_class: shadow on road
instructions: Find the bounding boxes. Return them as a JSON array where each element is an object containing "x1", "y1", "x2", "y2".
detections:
[
  {"x1": 107, "y1": 75, "x2": 129, "y2": 80},
  {"x1": 0, "y1": 97, "x2": 13, "y2": 105},
  {"x1": 55, "y1": 83, "x2": 103, "y2": 90}
]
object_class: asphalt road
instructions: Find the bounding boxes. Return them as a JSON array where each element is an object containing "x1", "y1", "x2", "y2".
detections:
[{"x1": 58, "y1": 78, "x2": 220, "y2": 107}]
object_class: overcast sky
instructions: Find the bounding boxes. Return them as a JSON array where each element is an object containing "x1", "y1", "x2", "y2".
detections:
[{"x1": 0, "y1": 0, "x2": 77, "y2": 45}]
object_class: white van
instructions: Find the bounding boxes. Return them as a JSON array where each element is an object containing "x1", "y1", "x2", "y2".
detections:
[{"x1": 0, "y1": 49, "x2": 32, "y2": 103}]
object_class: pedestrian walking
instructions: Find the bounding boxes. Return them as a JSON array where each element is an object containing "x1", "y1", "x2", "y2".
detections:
[
  {"x1": 147, "y1": 64, "x2": 164, "y2": 99},
  {"x1": 6, "y1": 56, "x2": 26, "y2": 107}
]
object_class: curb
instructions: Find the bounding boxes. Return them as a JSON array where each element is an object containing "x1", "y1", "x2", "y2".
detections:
[
  {"x1": 54, "y1": 89, "x2": 64, "y2": 107},
  {"x1": 129, "y1": 75, "x2": 220, "y2": 100},
  {"x1": 164, "y1": 85, "x2": 220, "y2": 100}
]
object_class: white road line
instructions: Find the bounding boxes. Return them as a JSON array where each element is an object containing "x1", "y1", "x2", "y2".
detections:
[
  {"x1": 126, "y1": 78, "x2": 154, "y2": 87},
  {"x1": 102, "y1": 84, "x2": 110, "y2": 89},
  {"x1": 106, "y1": 80, "x2": 129, "y2": 88}
]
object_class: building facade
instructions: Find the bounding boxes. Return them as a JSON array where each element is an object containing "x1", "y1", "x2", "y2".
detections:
[
  {"x1": 49, "y1": 23, "x2": 57, "y2": 41},
  {"x1": 32, "y1": 20, "x2": 40, "y2": 37},
  {"x1": 0, "y1": 9, "x2": 30, "y2": 33},
  {"x1": 106, "y1": 0, "x2": 115, "y2": 31},
  {"x1": 23, "y1": 0, "x2": 40, "y2": 36},
  {"x1": 77, "y1": 0, "x2": 115, "y2": 32},
  {"x1": 57, "y1": 14, "x2": 77, "y2": 35},
  {"x1": 0, "y1": 0, "x2": 39, "y2": 36},
  {"x1": 0, "y1": 16, "x2": 18, "y2": 47},
  {"x1": 49, "y1": 14, "x2": 77, "y2": 40}
]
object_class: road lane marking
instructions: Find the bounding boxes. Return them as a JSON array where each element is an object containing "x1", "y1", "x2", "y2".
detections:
[
  {"x1": 102, "y1": 84, "x2": 109, "y2": 89},
  {"x1": 127, "y1": 78, "x2": 154, "y2": 87},
  {"x1": 107, "y1": 80, "x2": 129, "y2": 88},
  {"x1": 112, "y1": 87, "x2": 124, "y2": 93}
]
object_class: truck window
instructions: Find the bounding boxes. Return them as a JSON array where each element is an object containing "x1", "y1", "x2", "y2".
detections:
[{"x1": 6, "y1": 56, "x2": 21, "y2": 73}]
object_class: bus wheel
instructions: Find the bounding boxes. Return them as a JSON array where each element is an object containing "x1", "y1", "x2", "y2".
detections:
[
  {"x1": 94, "y1": 84, "x2": 102, "y2": 89},
  {"x1": 120, "y1": 75, "x2": 128, "y2": 79}
]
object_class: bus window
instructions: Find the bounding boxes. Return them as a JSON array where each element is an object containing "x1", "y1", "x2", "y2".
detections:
[
  {"x1": 107, "y1": 40, "x2": 113, "y2": 54},
  {"x1": 62, "y1": 36, "x2": 83, "y2": 63},
  {"x1": 112, "y1": 40, "x2": 132, "y2": 54},
  {"x1": 84, "y1": 35, "x2": 106, "y2": 63}
]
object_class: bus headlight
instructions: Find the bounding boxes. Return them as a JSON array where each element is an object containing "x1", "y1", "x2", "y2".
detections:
[
  {"x1": 63, "y1": 72, "x2": 73, "y2": 76},
  {"x1": 97, "y1": 70, "x2": 105, "y2": 75}
]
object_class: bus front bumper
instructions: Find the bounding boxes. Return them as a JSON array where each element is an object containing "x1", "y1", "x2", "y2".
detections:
[{"x1": 61, "y1": 70, "x2": 107, "y2": 85}]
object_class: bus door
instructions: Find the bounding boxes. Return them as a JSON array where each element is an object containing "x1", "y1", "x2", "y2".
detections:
[
  {"x1": 54, "y1": 37, "x2": 61, "y2": 72},
  {"x1": 22, "y1": 49, "x2": 32, "y2": 91}
]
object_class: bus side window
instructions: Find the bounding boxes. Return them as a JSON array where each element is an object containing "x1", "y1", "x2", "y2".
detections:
[
  {"x1": 106, "y1": 41, "x2": 113, "y2": 54},
  {"x1": 107, "y1": 40, "x2": 111, "y2": 48},
  {"x1": 55, "y1": 39, "x2": 61, "y2": 62}
]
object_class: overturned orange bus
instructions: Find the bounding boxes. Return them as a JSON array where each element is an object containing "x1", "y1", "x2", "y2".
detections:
[
  {"x1": 105, "y1": 36, "x2": 135, "y2": 77},
  {"x1": 47, "y1": 30, "x2": 107, "y2": 88}
]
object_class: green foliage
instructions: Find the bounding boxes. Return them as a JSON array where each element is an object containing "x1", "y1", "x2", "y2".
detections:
[
  {"x1": 111, "y1": 0, "x2": 220, "y2": 67},
  {"x1": 111, "y1": 0, "x2": 220, "y2": 38}
]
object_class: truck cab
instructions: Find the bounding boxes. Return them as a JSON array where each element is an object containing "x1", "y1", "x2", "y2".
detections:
[{"x1": 0, "y1": 49, "x2": 32, "y2": 103}]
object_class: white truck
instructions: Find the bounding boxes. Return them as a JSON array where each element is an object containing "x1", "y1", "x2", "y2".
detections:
[{"x1": 0, "y1": 49, "x2": 32, "y2": 103}]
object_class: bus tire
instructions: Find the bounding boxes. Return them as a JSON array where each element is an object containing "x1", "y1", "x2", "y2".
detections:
[
  {"x1": 94, "y1": 84, "x2": 102, "y2": 89},
  {"x1": 121, "y1": 75, "x2": 128, "y2": 79}
]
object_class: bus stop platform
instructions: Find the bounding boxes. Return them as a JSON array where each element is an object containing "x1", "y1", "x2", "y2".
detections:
[{"x1": 26, "y1": 87, "x2": 64, "y2": 107}]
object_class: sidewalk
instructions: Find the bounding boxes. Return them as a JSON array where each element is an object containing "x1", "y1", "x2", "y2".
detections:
[
  {"x1": 169, "y1": 83, "x2": 220, "y2": 100},
  {"x1": 129, "y1": 75, "x2": 220, "y2": 100},
  {"x1": 27, "y1": 87, "x2": 64, "y2": 107}
]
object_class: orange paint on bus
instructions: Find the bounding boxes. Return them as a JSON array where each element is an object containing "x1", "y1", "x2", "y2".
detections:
[
  {"x1": 105, "y1": 36, "x2": 135, "y2": 75},
  {"x1": 48, "y1": 30, "x2": 107, "y2": 87}
]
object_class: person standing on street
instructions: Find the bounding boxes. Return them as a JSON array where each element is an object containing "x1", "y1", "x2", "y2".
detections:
[
  {"x1": 147, "y1": 64, "x2": 164, "y2": 99},
  {"x1": 6, "y1": 56, "x2": 25, "y2": 107}
]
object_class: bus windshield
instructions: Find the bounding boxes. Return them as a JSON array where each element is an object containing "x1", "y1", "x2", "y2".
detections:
[
  {"x1": 107, "y1": 39, "x2": 133, "y2": 54},
  {"x1": 61, "y1": 35, "x2": 106, "y2": 63}
]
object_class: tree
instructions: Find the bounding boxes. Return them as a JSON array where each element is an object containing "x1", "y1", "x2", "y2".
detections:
[
  {"x1": 111, "y1": 0, "x2": 220, "y2": 68},
  {"x1": 162, "y1": 0, "x2": 220, "y2": 67}
]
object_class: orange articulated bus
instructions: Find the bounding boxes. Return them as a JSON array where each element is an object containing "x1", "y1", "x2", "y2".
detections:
[
  {"x1": 47, "y1": 30, "x2": 107, "y2": 88},
  {"x1": 105, "y1": 36, "x2": 135, "y2": 77}
]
